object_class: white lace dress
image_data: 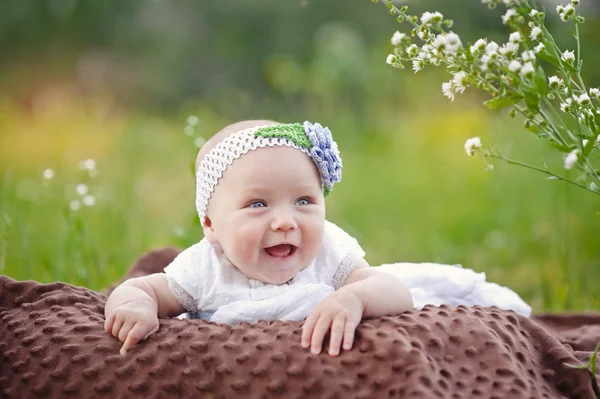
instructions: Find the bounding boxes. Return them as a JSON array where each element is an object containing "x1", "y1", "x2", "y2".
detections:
[{"x1": 164, "y1": 220, "x2": 365, "y2": 324}]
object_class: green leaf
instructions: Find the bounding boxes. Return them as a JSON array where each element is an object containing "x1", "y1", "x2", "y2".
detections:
[
  {"x1": 534, "y1": 66, "x2": 548, "y2": 97},
  {"x1": 525, "y1": 123, "x2": 541, "y2": 135},
  {"x1": 483, "y1": 94, "x2": 523, "y2": 109},
  {"x1": 536, "y1": 51, "x2": 558, "y2": 66},
  {"x1": 524, "y1": 90, "x2": 540, "y2": 113},
  {"x1": 548, "y1": 141, "x2": 572, "y2": 152}
]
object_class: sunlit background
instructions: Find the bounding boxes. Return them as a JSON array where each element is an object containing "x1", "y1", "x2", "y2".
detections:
[{"x1": 1, "y1": 0, "x2": 599, "y2": 311}]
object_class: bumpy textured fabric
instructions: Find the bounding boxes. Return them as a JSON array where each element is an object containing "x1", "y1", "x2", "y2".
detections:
[
  {"x1": 0, "y1": 270, "x2": 598, "y2": 399},
  {"x1": 164, "y1": 220, "x2": 365, "y2": 322}
]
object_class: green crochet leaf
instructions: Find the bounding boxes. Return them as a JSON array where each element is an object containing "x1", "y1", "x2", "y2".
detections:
[{"x1": 255, "y1": 123, "x2": 311, "y2": 149}]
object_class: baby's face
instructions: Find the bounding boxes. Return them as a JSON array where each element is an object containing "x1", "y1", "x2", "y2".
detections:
[{"x1": 204, "y1": 146, "x2": 325, "y2": 284}]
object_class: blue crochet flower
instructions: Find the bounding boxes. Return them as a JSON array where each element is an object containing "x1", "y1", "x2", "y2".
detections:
[{"x1": 303, "y1": 121, "x2": 342, "y2": 194}]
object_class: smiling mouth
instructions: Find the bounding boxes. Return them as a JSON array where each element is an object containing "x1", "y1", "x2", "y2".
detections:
[{"x1": 265, "y1": 244, "x2": 297, "y2": 259}]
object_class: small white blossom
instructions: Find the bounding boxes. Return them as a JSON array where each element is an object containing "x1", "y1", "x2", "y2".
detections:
[
  {"x1": 530, "y1": 9, "x2": 539, "y2": 17},
  {"x1": 391, "y1": 31, "x2": 405, "y2": 46},
  {"x1": 562, "y1": 50, "x2": 575, "y2": 64},
  {"x1": 70, "y1": 200, "x2": 81, "y2": 211},
  {"x1": 502, "y1": 9, "x2": 518, "y2": 24},
  {"x1": 562, "y1": 4, "x2": 575, "y2": 16},
  {"x1": 184, "y1": 125, "x2": 194, "y2": 136},
  {"x1": 530, "y1": 27, "x2": 542, "y2": 41},
  {"x1": 420, "y1": 12, "x2": 437, "y2": 25},
  {"x1": 499, "y1": 42, "x2": 519, "y2": 57},
  {"x1": 187, "y1": 115, "x2": 199, "y2": 126},
  {"x1": 503, "y1": 0, "x2": 518, "y2": 5},
  {"x1": 508, "y1": 60, "x2": 522, "y2": 73},
  {"x1": 577, "y1": 93, "x2": 591, "y2": 105},
  {"x1": 509, "y1": 32, "x2": 522, "y2": 43},
  {"x1": 470, "y1": 38, "x2": 487, "y2": 54},
  {"x1": 560, "y1": 97, "x2": 573, "y2": 112},
  {"x1": 486, "y1": 41, "x2": 499, "y2": 53},
  {"x1": 412, "y1": 60, "x2": 424, "y2": 73},
  {"x1": 564, "y1": 149, "x2": 579, "y2": 169},
  {"x1": 386, "y1": 54, "x2": 396, "y2": 65},
  {"x1": 442, "y1": 82, "x2": 455, "y2": 101},
  {"x1": 82, "y1": 195, "x2": 96, "y2": 207},
  {"x1": 583, "y1": 139, "x2": 589, "y2": 147},
  {"x1": 589, "y1": 88, "x2": 599, "y2": 99},
  {"x1": 534, "y1": 43, "x2": 545, "y2": 54},
  {"x1": 480, "y1": 54, "x2": 492, "y2": 71},
  {"x1": 406, "y1": 44, "x2": 419, "y2": 57},
  {"x1": 194, "y1": 137, "x2": 206, "y2": 148},
  {"x1": 556, "y1": 5, "x2": 564, "y2": 14},
  {"x1": 548, "y1": 76, "x2": 564, "y2": 88},
  {"x1": 79, "y1": 158, "x2": 96, "y2": 172},
  {"x1": 521, "y1": 50, "x2": 536, "y2": 62},
  {"x1": 42, "y1": 168, "x2": 55, "y2": 180},
  {"x1": 452, "y1": 71, "x2": 467, "y2": 92},
  {"x1": 432, "y1": 34, "x2": 446, "y2": 50},
  {"x1": 75, "y1": 184, "x2": 89, "y2": 196},
  {"x1": 444, "y1": 32, "x2": 462, "y2": 53},
  {"x1": 464, "y1": 137, "x2": 482, "y2": 156},
  {"x1": 520, "y1": 62, "x2": 535, "y2": 77}
]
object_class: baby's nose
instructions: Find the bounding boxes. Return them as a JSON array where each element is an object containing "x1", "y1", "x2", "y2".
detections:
[{"x1": 271, "y1": 212, "x2": 297, "y2": 231}]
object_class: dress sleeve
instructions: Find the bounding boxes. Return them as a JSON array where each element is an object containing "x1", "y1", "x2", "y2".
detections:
[
  {"x1": 321, "y1": 220, "x2": 366, "y2": 290},
  {"x1": 163, "y1": 240, "x2": 213, "y2": 313}
]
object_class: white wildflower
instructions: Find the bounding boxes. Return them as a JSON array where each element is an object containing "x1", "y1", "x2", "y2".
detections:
[
  {"x1": 70, "y1": 200, "x2": 81, "y2": 211},
  {"x1": 548, "y1": 76, "x2": 564, "y2": 88},
  {"x1": 520, "y1": 62, "x2": 535, "y2": 77},
  {"x1": 521, "y1": 50, "x2": 536, "y2": 62},
  {"x1": 431, "y1": 12, "x2": 443, "y2": 22},
  {"x1": 442, "y1": 82, "x2": 455, "y2": 101},
  {"x1": 42, "y1": 168, "x2": 55, "y2": 180},
  {"x1": 187, "y1": 115, "x2": 199, "y2": 126},
  {"x1": 470, "y1": 38, "x2": 487, "y2": 54},
  {"x1": 386, "y1": 54, "x2": 396, "y2": 65},
  {"x1": 464, "y1": 137, "x2": 482, "y2": 156},
  {"x1": 184, "y1": 125, "x2": 194, "y2": 136},
  {"x1": 194, "y1": 137, "x2": 206, "y2": 148},
  {"x1": 589, "y1": 88, "x2": 599, "y2": 99},
  {"x1": 391, "y1": 31, "x2": 405, "y2": 46},
  {"x1": 534, "y1": 43, "x2": 545, "y2": 54},
  {"x1": 502, "y1": 9, "x2": 518, "y2": 24},
  {"x1": 563, "y1": 4, "x2": 575, "y2": 16},
  {"x1": 509, "y1": 32, "x2": 522, "y2": 43},
  {"x1": 406, "y1": 44, "x2": 419, "y2": 57},
  {"x1": 75, "y1": 184, "x2": 89, "y2": 196},
  {"x1": 563, "y1": 149, "x2": 579, "y2": 169},
  {"x1": 562, "y1": 50, "x2": 575, "y2": 64},
  {"x1": 560, "y1": 97, "x2": 573, "y2": 112},
  {"x1": 452, "y1": 71, "x2": 467, "y2": 93},
  {"x1": 503, "y1": 0, "x2": 518, "y2": 5},
  {"x1": 577, "y1": 93, "x2": 591, "y2": 105},
  {"x1": 508, "y1": 60, "x2": 522, "y2": 73},
  {"x1": 530, "y1": 10, "x2": 539, "y2": 17},
  {"x1": 412, "y1": 60, "x2": 424, "y2": 73},
  {"x1": 480, "y1": 54, "x2": 492, "y2": 71},
  {"x1": 583, "y1": 139, "x2": 589, "y2": 147},
  {"x1": 559, "y1": 12, "x2": 569, "y2": 22},
  {"x1": 530, "y1": 27, "x2": 542, "y2": 41},
  {"x1": 79, "y1": 158, "x2": 96, "y2": 172},
  {"x1": 499, "y1": 42, "x2": 519, "y2": 57},
  {"x1": 556, "y1": 5, "x2": 564, "y2": 14},
  {"x1": 486, "y1": 41, "x2": 499, "y2": 53},
  {"x1": 420, "y1": 12, "x2": 434, "y2": 25},
  {"x1": 432, "y1": 34, "x2": 446, "y2": 50},
  {"x1": 82, "y1": 195, "x2": 96, "y2": 207},
  {"x1": 444, "y1": 32, "x2": 462, "y2": 53}
]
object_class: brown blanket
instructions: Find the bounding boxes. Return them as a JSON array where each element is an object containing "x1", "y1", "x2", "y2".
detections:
[{"x1": 1, "y1": 248, "x2": 599, "y2": 398}]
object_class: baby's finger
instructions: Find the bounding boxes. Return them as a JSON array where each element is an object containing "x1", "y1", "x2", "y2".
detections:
[
  {"x1": 104, "y1": 312, "x2": 115, "y2": 333},
  {"x1": 301, "y1": 310, "x2": 320, "y2": 348},
  {"x1": 120, "y1": 324, "x2": 147, "y2": 355},
  {"x1": 342, "y1": 318, "x2": 359, "y2": 351},
  {"x1": 328, "y1": 315, "x2": 345, "y2": 357},
  {"x1": 310, "y1": 314, "x2": 333, "y2": 355},
  {"x1": 111, "y1": 317, "x2": 125, "y2": 338},
  {"x1": 118, "y1": 321, "x2": 134, "y2": 343}
]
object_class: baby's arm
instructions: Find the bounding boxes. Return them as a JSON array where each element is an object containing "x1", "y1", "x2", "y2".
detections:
[
  {"x1": 104, "y1": 273, "x2": 185, "y2": 355},
  {"x1": 302, "y1": 259, "x2": 413, "y2": 356}
]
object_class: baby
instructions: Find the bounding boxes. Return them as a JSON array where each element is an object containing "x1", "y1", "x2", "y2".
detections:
[{"x1": 104, "y1": 120, "x2": 414, "y2": 357}]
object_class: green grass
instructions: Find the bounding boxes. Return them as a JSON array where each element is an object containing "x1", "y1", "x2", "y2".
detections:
[{"x1": 0, "y1": 87, "x2": 598, "y2": 312}]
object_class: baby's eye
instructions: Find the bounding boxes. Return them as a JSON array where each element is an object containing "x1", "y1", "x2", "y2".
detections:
[
  {"x1": 296, "y1": 198, "x2": 311, "y2": 206},
  {"x1": 248, "y1": 200, "x2": 266, "y2": 208}
]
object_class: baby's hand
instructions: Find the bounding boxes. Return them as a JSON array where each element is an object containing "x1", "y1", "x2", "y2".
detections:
[
  {"x1": 104, "y1": 298, "x2": 159, "y2": 355},
  {"x1": 301, "y1": 289, "x2": 363, "y2": 356}
]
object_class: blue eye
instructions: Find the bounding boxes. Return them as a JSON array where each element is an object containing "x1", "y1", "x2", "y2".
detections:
[
  {"x1": 248, "y1": 201, "x2": 266, "y2": 208},
  {"x1": 296, "y1": 198, "x2": 311, "y2": 206}
]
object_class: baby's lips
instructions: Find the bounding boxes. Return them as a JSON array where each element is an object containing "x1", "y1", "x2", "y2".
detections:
[{"x1": 265, "y1": 244, "x2": 294, "y2": 257}]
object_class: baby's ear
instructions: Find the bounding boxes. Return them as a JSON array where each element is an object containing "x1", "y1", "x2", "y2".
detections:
[{"x1": 203, "y1": 216, "x2": 218, "y2": 244}]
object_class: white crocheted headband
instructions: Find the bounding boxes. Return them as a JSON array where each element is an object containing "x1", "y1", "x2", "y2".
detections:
[{"x1": 196, "y1": 121, "x2": 342, "y2": 225}]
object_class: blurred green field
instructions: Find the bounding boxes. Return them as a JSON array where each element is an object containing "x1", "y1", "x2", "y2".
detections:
[
  {"x1": 1, "y1": 0, "x2": 599, "y2": 313},
  {"x1": 1, "y1": 74, "x2": 598, "y2": 313}
]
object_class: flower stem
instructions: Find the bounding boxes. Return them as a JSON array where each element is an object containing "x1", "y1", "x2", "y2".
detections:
[{"x1": 486, "y1": 153, "x2": 599, "y2": 196}]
